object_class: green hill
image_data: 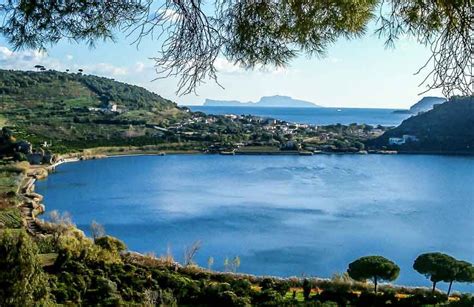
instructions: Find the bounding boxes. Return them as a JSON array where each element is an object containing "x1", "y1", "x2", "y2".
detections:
[
  {"x1": 0, "y1": 70, "x2": 187, "y2": 152},
  {"x1": 369, "y1": 96, "x2": 474, "y2": 154}
]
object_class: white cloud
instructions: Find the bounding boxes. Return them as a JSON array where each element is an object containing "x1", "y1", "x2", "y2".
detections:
[
  {"x1": 82, "y1": 63, "x2": 128, "y2": 76},
  {"x1": 0, "y1": 46, "x2": 13, "y2": 57},
  {"x1": 66, "y1": 54, "x2": 74, "y2": 60},
  {"x1": 0, "y1": 46, "x2": 56, "y2": 70},
  {"x1": 134, "y1": 61, "x2": 149, "y2": 73},
  {"x1": 155, "y1": 9, "x2": 181, "y2": 22},
  {"x1": 214, "y1": 57, "x2": 243, "y2": 74}
]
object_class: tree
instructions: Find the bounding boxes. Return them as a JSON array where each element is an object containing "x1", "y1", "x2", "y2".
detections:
[
  {"x1": 90, "y1": 220, "x2": 106, "y2": 240},
  {"x1": 0, "y1": 229, "x2": 51, "y2": 305},
  {"x1": 184, "y1": 240, "x2": 201, "y2": 266},
  {"x1": 230, "y1": 256, "x2": 241, "y2": 273},
  {"x1": 45, "y1": 210, "x2": 74, "y2": 245},
  {"x1": 207, "y1": 256, "x2": 214, "y2": 271},
  {"x1": 347, "y1": 255, "x2": 400, "y2": 293},
  {"x1": 302, "y1": 278, "x2": 312, "y2": 300},
  {"x1": 413, "y1": 252, "x2": 458, "y2": 293},
  {"x1": 0, "y1": 0, "x2": 471, "y2": 96},
  {"x1": 446, "y1": 260, "x2": 474, "y2": 296}
]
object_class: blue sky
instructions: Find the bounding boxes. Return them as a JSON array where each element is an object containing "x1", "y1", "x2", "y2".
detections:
[{"x1": 0, "y1": 21, "x2": 442, "y2": 109}]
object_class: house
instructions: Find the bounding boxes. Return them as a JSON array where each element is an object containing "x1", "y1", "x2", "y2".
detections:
[
  {"x1": 403, "y1": 134, "x2": 419, "y2": 142},
  {"x1": 389, "y1": 137, "x2": 405, "y2": 145},
  {"x1": 108, "y1": 103, "x2": 118, "y2": 112},
  {"x1": 389, "y1": 135, "x2": 419, "y2": 146}
]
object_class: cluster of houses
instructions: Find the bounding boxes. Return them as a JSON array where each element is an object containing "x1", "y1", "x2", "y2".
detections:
[{"x1": 12, "y1": 140, "x2": 56, "y2": 165}]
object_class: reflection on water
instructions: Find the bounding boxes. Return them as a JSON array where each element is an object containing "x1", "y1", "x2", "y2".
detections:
[{"x1": 36, "y1": 154, "x2": 474, "y2": 291}]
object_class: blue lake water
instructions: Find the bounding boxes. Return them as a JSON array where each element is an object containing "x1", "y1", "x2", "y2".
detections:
[
  {"x1": 36, "y1": 154, "x2": 474, "y2": 292},
  {"x1": 188, "y1": 106, "x2": 411, "y2": 126}
]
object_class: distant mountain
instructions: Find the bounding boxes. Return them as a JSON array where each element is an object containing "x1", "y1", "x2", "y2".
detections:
[
  {"x1": 393, "y1": 96, "x2": 446, "y2": 114},
  {"x1": 204, "y1": 95, "x2": 321, "y2": 108},
  {"x1": 370, "y1": 96, "x2": 474, "y2": 154}
]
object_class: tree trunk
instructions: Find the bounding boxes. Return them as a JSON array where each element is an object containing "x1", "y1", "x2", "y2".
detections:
[
  {"x1": 447, "y1": 280, "x2": 453, "y2": 296},
  {"x1": 374, "y1": 276, "x2": 378, "y2": 294},
  {"x1": 432, "y1": 281, "x2": 437, "y2": 293}
]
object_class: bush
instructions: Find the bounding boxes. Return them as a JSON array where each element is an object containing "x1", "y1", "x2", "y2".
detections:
[
  {"x1": 0, "y1": 230, "x2": 52, "y2": 305},
  {"x1": 313, "y1": 289, "x2": 358, "y2": 305},
  {"x1": 94, "y1": 235, "x2": 126, "y2": 253},
  {"x1": 403, "y1": 292, "x2": 449, "y2": 305},
  {"x1": 230, "y1": 278, "x2": 252, "y2": 296},
  {"x1": 252, "y1": 289, "x2": 285, "y2": 306},
  {"x1": 449, "y1": 294, "x2": 473, "y2": 306}
]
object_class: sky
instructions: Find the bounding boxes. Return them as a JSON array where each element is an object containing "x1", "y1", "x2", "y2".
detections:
[{"x1": 0, "y1": 21, "x2": 443, "y2": 109}]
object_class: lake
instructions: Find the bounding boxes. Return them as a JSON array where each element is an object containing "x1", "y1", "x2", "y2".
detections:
[
  {"x1": 188, "y1": 106, "x2": 411, "y2": 126},
  {"x1": 36, "y1": 154, "x2": 474, "y2": 292}
]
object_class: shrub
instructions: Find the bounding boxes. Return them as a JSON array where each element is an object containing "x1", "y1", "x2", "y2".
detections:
[
  {"x1": 95, "y1": 235, "x2": 127, "y2": 253},
  {"x1": 0, "y1": 229, "x2": 52, "y2": 305},
  {"x1": 252, "y1": 289, "x2": 285, "y2": 306},
  {"x1": 313, "y1": 289, "x2": 357, "y2": 305}
]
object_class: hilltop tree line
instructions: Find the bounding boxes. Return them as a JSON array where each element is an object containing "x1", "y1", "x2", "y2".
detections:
[{"x1": 0, "y1": 69, "x2": 176, "y2": 110}]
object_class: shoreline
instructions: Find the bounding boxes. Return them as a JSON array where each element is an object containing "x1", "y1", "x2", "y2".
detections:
[{"x1": 15, "y1": 150, "x2": 473, "y2": 295}]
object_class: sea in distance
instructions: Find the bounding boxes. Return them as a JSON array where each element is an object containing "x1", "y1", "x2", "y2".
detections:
[
  {"x1": 188, "y1": 106, "x2": 412, "y2": 126},
  {"x1": 36, "y1": 154, "x2": 474, "y2": 292}
]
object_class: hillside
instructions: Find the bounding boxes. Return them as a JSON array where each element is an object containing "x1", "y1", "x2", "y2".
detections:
[
  {"x1": 370, "y1": 96, "x2": 474, "y2": 153},
  {"x1": 0, "y1": 69, "x2": 187, "y2": 151},
  {"x1": 393, "y1": 96, "x2": 446, "y2": 114},
  {"x1": 409, "y1": 96, "x2": 447, "y2": 113},
  {"x1": 204, "y1": 95, "x2": 321, "y2": 108}
]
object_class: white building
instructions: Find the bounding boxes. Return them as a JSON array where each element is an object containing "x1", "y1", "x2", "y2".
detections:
[
  {"x1": 389, "y1": 137, "x2": 405, "y2": 145},
  {"x1": 389, "y1": 135, "x2": 419, "y2": 145}
]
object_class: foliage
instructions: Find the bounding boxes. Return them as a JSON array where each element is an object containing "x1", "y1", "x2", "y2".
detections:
[
  {"x1": 0, "y1": 229, "x2": 470, "y2": 305},
  {"x1": 42, "y1": 210, "x2": 74, "y2": 245},
  {"x1": 0, "y1": 229, "x2": 52, "y2": 305},
  {"x1": 413, "y1": 252, "x2": 461, "y2": 294},
  {"x1": 0, "y1": 207, "x2": 22, "y2": 228},
  {"x1": 94, "y1": 235, "x2": 127, "y2": 254},
  {"x1": 347, "y1": 255, "x2": 400, "y2": 293},
  {"x1": 445, "y1": 263, "x2": 472, "y2": 295}
]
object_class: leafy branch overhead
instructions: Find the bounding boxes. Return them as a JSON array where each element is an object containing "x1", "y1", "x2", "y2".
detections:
[{"x1": 1, "y1": 0, "x2": 471, "y2": 96}]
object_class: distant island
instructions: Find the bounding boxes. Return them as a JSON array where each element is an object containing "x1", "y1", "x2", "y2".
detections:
[
  {"x1": 204, "y1": 95, "x2": 321, "y2": 108},
  {"x1": 393, "y1": 96, "x2": 447, "y2": 114}
]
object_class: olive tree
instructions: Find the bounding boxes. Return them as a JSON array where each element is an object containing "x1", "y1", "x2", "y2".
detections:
[
  {"x1": 413, "y1": 252, "x2": 458, "y2": 293},
  {"x1": 1, "y1": 0, "x2": 471, "y2": 97},
  {"x1": 347, "y1": 255, "x2": 400, "y2": 293}
]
